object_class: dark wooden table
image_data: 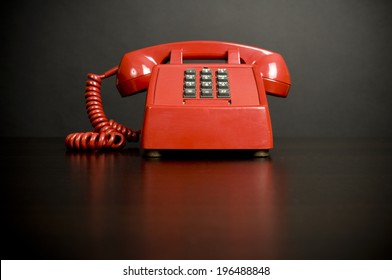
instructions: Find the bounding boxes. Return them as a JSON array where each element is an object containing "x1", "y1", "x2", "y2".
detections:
[{"x1": 1, "y1": 138, "x2": 391, "y2": 260}]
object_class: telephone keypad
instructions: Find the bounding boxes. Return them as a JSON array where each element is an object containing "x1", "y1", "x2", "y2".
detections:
[{"x1": 183, "y1": 67, "x2": 230, "y2": 99}]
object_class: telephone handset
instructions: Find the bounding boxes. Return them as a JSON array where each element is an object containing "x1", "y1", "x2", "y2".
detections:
[{"x1": 65, "y1": 41, "x2": 291, "y2": 156}]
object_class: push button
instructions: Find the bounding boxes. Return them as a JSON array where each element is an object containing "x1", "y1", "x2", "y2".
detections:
[
  {"x1": 217, "y1": 88, "x2": 230, "y2": 97},
  {"x1": 185, "y1": 68, "x2": 196, "y2": 75},
  {"x1": 200, "y1": 88, "x2": 213, "y2": 98},
  {"x1": 200, "y1": 74, "x2": 212, "y2": 81},
  {"x1": 184, "y1": 88, "x2": 196, "y2": 97},
  {"x1": 217, "y1": 68, "x2": 228, "y2": 75},
  {"x1": 184, "y1": 74, "x2": 196, "y2": 81},
  {"x1": 201, "y1": 67, "x2": 212, "y2": 75},
  {"x1": 217, "y1": 81, "x2": 229, "y2": 88},
  {"x1": 201, "y1": 81, "x2": 212, "y2": 88},
  {"x1": 216, "y1": 75, "x2": 228, "y2": 81},
  {"x1": 184, "y1": 81, "x2": 196, "y2": 88}
]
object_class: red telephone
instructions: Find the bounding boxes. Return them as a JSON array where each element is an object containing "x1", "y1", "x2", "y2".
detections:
[{"x1": 65, "y1": 41, "x2": 291, "y2": 156}]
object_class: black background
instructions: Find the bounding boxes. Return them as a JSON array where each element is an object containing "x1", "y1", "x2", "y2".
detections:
[{"x1": 1, "y1": 0, "x2": 392, "y2": 139}]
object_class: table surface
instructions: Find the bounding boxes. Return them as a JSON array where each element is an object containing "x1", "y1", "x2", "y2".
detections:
[{"x1": 1, "y1": 137, "x2": 391, "y2": 260}]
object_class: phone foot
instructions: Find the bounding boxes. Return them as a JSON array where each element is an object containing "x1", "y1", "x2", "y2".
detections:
[
  {"x1": 253, "y1": 150, "x2": 270, "y2": 157},
  {"x1": 144, "y1": 150, "x2": 163, "y2": 158}
]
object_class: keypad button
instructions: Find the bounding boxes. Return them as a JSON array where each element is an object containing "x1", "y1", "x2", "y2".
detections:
[
  {"x1": 184, "y1": 88, "x2": 196, "y2": 97},
  {"x1": 201, "y1": 81, "x2": 212, "y2": 88},
  {"x1": 184, "y1": 74, "x2": 196, "y2": 81},
  {"x1": 217, "y1": 88, "x2": 230, "y2": 98},
  {"x1": 217, "y1": 68, "x2": 228, "y2": 74},
  {"x1": 217, "y1": 81, "x2": 229, "y2": 88},
  {"x1": 185, "y1": 68, "x2": 196, "y2": 74},
  {"x1": 201, "y1": 68, "x2": 212, "y2": 75},
  {"x1": 216, "y1": 75, "x2": 228, "y2": 81},
  {"x1": 201, "y1": 89, "x2": 213, "y2": 98},
  {"x1": 200, "y1": 74, "x2": 212, "y2": 81},
  {"x1": 184, "y1": 81, "x2": 196, "y2": 88}
]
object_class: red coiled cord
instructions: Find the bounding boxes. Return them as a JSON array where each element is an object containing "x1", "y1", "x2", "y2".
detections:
[{"x1": 65, "y1": 66, "x2": 140, "y2": 151}]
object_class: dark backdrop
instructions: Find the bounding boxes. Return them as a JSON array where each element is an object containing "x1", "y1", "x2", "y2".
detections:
[{"x1": 1, "y1": 0, "x2": 391, "y2": 139}]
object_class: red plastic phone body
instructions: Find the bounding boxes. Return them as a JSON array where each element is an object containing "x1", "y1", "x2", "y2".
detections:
[{"x1": 116, "y1": 41, "x2": 291, "y2": 152}]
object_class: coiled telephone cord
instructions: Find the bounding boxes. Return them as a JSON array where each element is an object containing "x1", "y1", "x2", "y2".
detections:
[{"x1": 65, "y1": 66, "x2": 140, "y2": 151}]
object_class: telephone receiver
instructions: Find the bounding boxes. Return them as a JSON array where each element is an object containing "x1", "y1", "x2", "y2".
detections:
[
  {"x1": 65, "y1": 41, "x2": 291, "y2": 156},
  {"x1": 117, "y1": 41, "x2": 290, "y2": 97}
]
